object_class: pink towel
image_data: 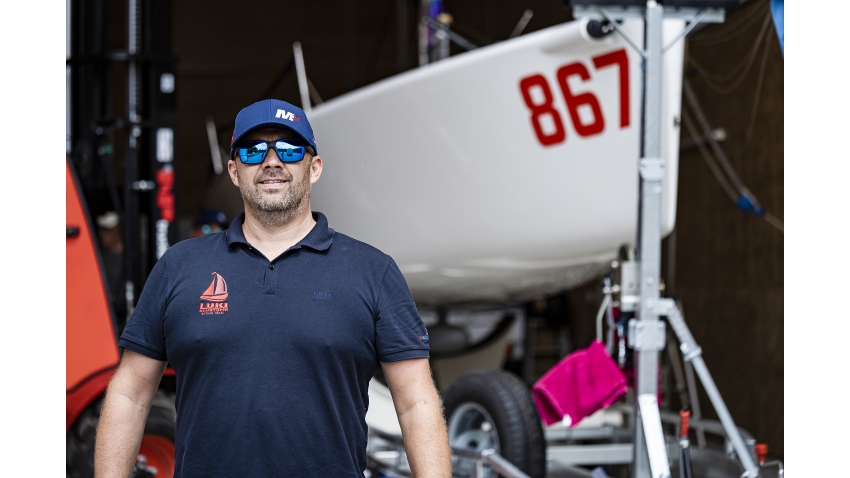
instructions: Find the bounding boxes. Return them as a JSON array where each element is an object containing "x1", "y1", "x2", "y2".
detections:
[{"x1": 532, "y1": 339, "x2": 627, "y2": 427}]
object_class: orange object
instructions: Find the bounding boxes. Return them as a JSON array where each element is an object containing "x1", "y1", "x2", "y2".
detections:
[
  {"x1": 66, "y1": 368, "x2": 115, "y2": 432},
  {"x1": 200, "y1": 272, "x2": 229, "y2": 301},
  {"x1": 679, "y1": 409, "x2": 691, "y2": 438},
  {"x1": 139, "y1": 434, "x2": 176, "y2": 478},
  {"x1": 66, "y1": 159, "x2": 121, "y2": 428},
  {"x1": 755, "y1": 443, "x2": 768, "y2": 464}
]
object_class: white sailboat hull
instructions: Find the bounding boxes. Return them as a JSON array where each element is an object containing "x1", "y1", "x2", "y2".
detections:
[{"x1": 310, "y1": 18, "x2": 685, "y2": 306}]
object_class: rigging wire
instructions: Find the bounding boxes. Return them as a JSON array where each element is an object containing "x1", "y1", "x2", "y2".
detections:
[
  {"x1": 683, "y1": 81, "x2": 748, "y2": 193},
  {"x1": 763, "y1": 212, "x2": 784, "y2": 233},
  {"x1": 743, "y1": 32, "x2": 773, "y2": 146},
  {"x1": 687, "y1": 13, "x2": 772, "y2": 95},
  {"x1": 689, "y1": 13, "x2": 770, "y2": 83},
  {"x1": 681, "y1": 110, "x2": 739, "y2": 203},
  {"x1": 688, "y1": 0, "x2": 768, "y2": 45},
  {"x1": 682, "y1": 81, "x2": 783, "y2": 233}
]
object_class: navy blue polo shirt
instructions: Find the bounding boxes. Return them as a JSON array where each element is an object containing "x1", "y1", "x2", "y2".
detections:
[{"x1": 119, "y1": 211, "x2": 430, "y2": 477}]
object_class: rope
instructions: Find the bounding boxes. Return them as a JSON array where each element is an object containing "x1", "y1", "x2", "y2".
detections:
[
  {"x1": 687, "y1": 13, "x2": 772, "y2": 95},
  {"x1": 743, "y1": 31, "x2": 774, "y2": 146},
  {"x1": 763, "y1": 212, "x2": 784, "y2": 233},
  {"x1": 681, "y1": 111, "x2": 739, "y2": 203},
  {"x1": 683, "y1": 81, "x2": 749, "y2": 193},
  {"x1": 688, "y1": 0, "x2": 768, "y2": 45},
  {"x1": 689, "y1": 13, "x2": 770, "y2": 83},
  {"x1": 681, "y1": 81, "x2": 784, "y2": 234}
]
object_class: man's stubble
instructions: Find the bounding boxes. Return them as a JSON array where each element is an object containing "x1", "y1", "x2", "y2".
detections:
[{"x1": 237, "y1": 159, "x2": 312, "y2": 228}]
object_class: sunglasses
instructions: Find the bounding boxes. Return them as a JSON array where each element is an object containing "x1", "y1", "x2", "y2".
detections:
[{"x1": 235, "y1": 138, "x2": 314, "y2": 164}]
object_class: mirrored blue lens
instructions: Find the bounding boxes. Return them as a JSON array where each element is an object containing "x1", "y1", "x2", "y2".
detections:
[
  {"x1": 274, "y1": 140, "x2": 305, "y2": 162},
  {"x1": 238, "y1": 142, "x2": 269, "y2": 164}
]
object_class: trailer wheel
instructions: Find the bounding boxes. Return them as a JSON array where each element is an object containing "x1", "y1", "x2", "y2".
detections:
[
  {"x1": 66, "y1": 396, "x2": 102, "y2": 478},
  {"x1": 66, "y1": 391, "x2": 177, "y2": 478},
  {"x1": 443, "y1": 369, "x2": 546, "y2": 478}
]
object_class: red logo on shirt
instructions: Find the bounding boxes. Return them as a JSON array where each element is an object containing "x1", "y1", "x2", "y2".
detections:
[{"x1": 199, "y1": 272, "x2": 229, "y2": 314}]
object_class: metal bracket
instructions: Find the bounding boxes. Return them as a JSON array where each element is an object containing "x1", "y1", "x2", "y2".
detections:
[
  {"x1": 681, "y1": 345, "x2": 703, "y2": 362},
  {"x1": 639, "y1": 158, "x2": 666, "y2": 181},
  {"x1": 597, "y1": 8, "x2": 643, "y2": 55},
  {"x1": 662, "y1": 9, "x2": 709, "y2": 53},
  {"x1": 657, "y1": 299, "x2": 702, "y2": 361},
  {"x1": 619, "y1": 260, "x2": 640, "y2": 313},
  {"x1": 628, "y1": 319, "x2": 666, "y2": 351},
  {"x1": 647, "y1": 297, "x2": 674, "y2": 315},
  {"x1": 573, "y1": 5, "x2": 725, "y2": 23}
]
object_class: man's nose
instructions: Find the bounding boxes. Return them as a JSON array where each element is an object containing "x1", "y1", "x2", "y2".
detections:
[{"x1": 261, "y1": 146, "x2": 284, "y2": 168}]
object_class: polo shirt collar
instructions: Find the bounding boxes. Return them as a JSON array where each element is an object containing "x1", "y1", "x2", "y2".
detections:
[{"x1": 226, "y1": 211, "x2": 335, "y2": 251}]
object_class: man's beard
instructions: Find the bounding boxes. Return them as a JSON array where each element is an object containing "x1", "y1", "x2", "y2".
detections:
[{"x1": 238, "y1": 163, "x2": 311, "y2": 227}]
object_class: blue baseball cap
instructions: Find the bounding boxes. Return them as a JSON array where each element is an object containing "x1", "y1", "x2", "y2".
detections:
[{"x1": 229, "y1": 99, "x2": 317, "y2": 159}]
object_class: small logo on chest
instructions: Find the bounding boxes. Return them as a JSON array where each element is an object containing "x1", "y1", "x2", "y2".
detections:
[
  {"x1": 200, "y1": 272, "x2": 229, "y2": 315},
  {"x1": 313, "y1": 291, "x2": 332, "y2": 301}
]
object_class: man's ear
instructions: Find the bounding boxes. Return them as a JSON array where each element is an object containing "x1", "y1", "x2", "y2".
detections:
[
  {"x1": 309, "y1": 155, "x2": 323, "y2": 185},
  {"x1": 228, "y1": 160, "x2": 240, "y2": 187}
]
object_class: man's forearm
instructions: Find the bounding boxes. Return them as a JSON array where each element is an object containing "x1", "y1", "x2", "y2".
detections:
[
  {"x1": 383, "y1": 358, "x2": 452, "y2": 477},
  {"x1": 396, "y1": 389, "x2": 452, "y2": 477},
  {"x1": 94, "y1": 351, "x2": 166, "y2": 478},
  {"x1": 94, "y1": 387, "x2": 153, "y2": 478}
]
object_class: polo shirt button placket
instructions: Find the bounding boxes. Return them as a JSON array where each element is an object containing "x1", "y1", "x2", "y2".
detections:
[{"x1": 262, "y1": 260, "x2": 277, "y2": 295}]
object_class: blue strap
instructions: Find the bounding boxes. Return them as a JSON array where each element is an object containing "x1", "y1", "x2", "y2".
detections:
[{"x1": 736, "y1": 195, "x2": 765, "y2": 217}]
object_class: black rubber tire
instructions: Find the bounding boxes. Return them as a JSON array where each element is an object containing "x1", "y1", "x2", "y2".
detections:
[
  {"x1": 66, "y1": 391, "x2": 177, "y2": 478},
  {"x1": 443, "y1": 369, "x2": 547, "y2": 478},
  {"x1": 669, "y1": 447, "x2": 745, "y2": 478},
  {"x1": 597, "y1": 446, "x2": 746, "y2": 478},
  {"x1": 66, "y1": 397, "x2": 101, "y2": 478}
]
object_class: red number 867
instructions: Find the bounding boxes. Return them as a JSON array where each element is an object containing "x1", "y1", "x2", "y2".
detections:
[{"x1": 518, "y1": 48, "x2": 630, "y2": 147}]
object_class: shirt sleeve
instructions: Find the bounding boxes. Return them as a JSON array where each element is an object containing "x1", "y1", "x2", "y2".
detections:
[
  {"x1": 118, "y1": 253, "x2": 170, "y2": 361},
  {"x1": 374, "y1": 257, "x2": 430, "y2": 362}
]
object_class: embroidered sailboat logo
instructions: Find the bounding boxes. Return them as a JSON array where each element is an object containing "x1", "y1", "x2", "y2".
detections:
[{"x1": 199, "y1": 272, "x2": 229, "y2": 314}]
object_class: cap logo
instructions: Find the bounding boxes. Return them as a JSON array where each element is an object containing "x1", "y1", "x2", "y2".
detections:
[{"x1": 275, "y1": 109, "x2": 302, "y2": 123}]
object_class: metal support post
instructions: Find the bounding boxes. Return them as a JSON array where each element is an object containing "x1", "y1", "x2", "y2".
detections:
[
  {"x1": 293, "y1": 42, "x2": 311, "y2": 114},
  {"x1": 661, "y1": 301, "x2": 760, "y2": 478},
  {"x1": 124, "y1": 0, "x2": 142, "y2": 319},
  {"x1": 632, "y1": 2, "x2": 669, "y2": 478}
]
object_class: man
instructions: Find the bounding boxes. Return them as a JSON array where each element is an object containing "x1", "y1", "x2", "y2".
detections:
[{"x1": 94, "y1": 99, "x2": 452, "y2": 477}]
